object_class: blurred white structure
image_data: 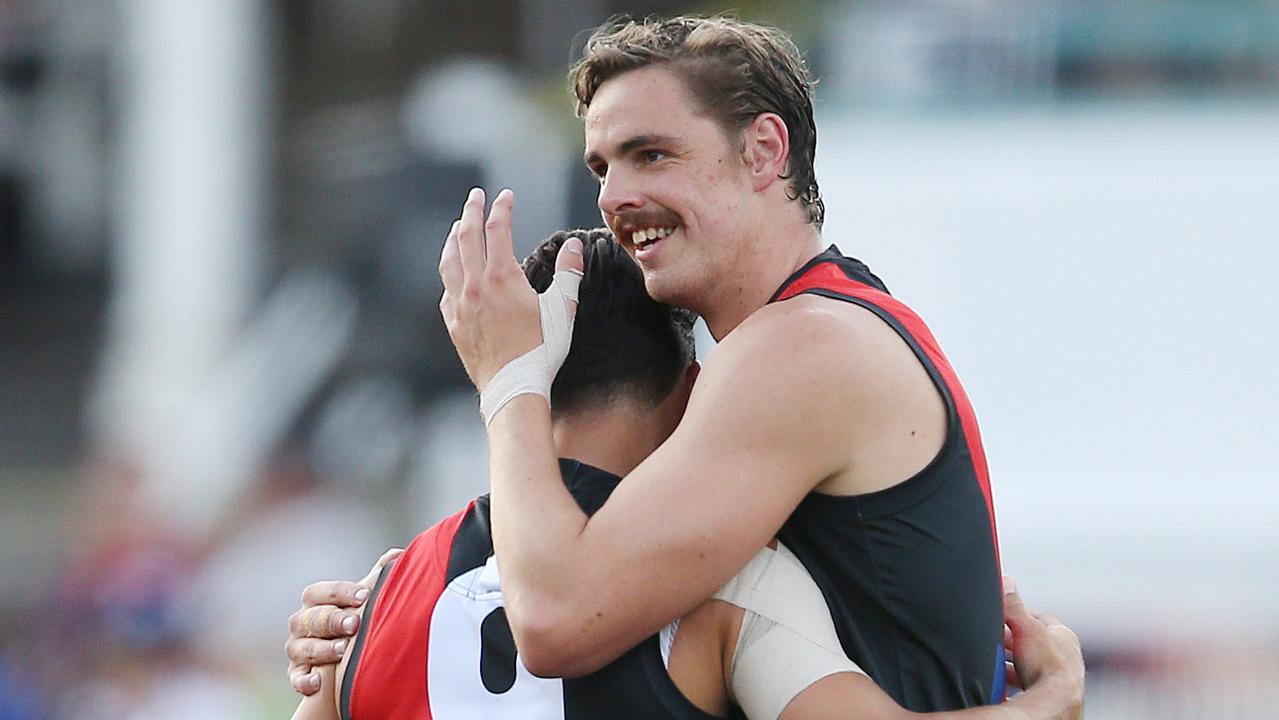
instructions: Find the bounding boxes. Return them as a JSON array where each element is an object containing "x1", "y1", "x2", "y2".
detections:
[
  {"x1": 92, "y1": 0, "x2": 300, "y2": 537},
  {"x1": 403, "y1": 59, "x2": 573, "y2": 258},
  {"x1": 817, "y1": 100, "x2": 1279, "y2": 645},
  {"x1": 828, "y1": 0, "x2": 1060, "y2": 104}
]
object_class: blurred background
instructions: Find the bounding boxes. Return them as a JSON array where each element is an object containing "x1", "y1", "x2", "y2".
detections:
[{"x1": 0, "y1": 0, "x2": 1276, "y2": 717}]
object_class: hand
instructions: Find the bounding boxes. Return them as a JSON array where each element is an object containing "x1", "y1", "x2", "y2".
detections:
[
  {"x1": 285, "y1": 548, "x2": 403, "y2": 695},
  {"x1": 1003, "y1": 577, "x2": 1085, "y2": 718},
  {"x1": 438, "y1": 188, "x2": 582, "y2": 394}
]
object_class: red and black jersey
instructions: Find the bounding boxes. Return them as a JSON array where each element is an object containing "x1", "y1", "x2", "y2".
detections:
[
  {"x1": 340, "y1": 459, "x2": 725, "y2": 720},
  {"x1": 771, "y1": 247, "x2": 1005, "y2": 711}
]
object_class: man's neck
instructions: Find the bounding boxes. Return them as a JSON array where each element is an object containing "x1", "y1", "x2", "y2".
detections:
[
  {"x1": 551, "y1": 402, "x2": 674, "y2": 478},
  {"x1": 701, "y1": 222, "x2": 825, "y2": 340}
]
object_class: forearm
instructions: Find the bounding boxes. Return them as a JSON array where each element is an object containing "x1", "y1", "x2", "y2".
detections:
[
  {"x1": 989, "y1": 679, "x2": 1083, "y2": 720},
  {"x1": 487, "y1": 395, "x2": 600, "y2": 670},
  {"x1": 780, "y1": 669, "x2": 1080, "y2": 720},
  {"x1": 924, "y1": 680, "x2": 1081, "y2": 720}
]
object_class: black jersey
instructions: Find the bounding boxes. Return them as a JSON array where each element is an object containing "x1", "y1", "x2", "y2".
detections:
[
  {"x1": 341, "y1": 459, "x2": 724, "y2": 720},
  {"x1": 771, "y1": 247, "x2": 1006, "y2": 711}
]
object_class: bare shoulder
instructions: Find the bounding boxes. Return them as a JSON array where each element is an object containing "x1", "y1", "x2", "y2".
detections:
[
  {"x1": 711, "y1": 294, "x2": 917, "y2": 389},
  {"x1": 708, "y1": 294, "x2": 947, "y2": 495}
]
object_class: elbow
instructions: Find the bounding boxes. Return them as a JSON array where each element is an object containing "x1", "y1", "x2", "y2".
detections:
[{"x1": 505, "y1": 598, "x2": 605, "y2": 678}]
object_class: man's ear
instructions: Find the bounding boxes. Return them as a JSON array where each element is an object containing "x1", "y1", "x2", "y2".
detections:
[{"x1": 741, "y1": 113, "x2": 790, "y2": 193}]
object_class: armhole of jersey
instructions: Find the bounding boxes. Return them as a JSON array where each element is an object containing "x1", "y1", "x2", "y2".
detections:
[
  {"x1": 802, "y1": 288, "x2": 959, "y2": 437},
  {"x1": 338, "y1": 558, "x2": 398, "y2": 720},
  {"x1": 792, "y1": 287, "x2": 967, "y2": 520}
]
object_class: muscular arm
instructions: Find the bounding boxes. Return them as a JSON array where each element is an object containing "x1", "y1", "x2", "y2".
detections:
[{"x1": 489, "y1": 303, "x2": 901, "y2": 676}]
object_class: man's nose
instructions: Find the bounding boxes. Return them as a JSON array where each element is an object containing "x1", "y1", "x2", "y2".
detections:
[{"x1": 596, "y1": 169, "x2": 645, "y2": 217}]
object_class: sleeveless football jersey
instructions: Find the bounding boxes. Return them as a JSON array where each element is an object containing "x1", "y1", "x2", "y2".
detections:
[
  {"x1": 340, "y1": 459, "x2": 727, "y2": 720},
  {"x1": 771, "y1": 246, "x2": 1005, "y2": 711}
]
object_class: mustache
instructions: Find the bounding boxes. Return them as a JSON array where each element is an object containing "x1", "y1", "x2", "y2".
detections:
[{"x1": 609, "y1": 210, "x2": 681, "y2": 241}]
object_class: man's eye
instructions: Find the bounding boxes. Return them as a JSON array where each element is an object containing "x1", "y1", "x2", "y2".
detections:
[{"x1": 641, "y1": 150, "x2": 666, "y2": 164}]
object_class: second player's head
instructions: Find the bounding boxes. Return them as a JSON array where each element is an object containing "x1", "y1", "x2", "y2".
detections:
[{"x1": 522, "y1": 228, "x2": 696, "y2": 420}]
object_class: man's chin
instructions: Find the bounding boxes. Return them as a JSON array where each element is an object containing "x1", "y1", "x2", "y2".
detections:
[{"x1": 642, "y1": 272, "x2": 696, "y2": 310}]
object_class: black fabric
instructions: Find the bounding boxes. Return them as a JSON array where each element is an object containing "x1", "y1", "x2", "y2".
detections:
[
  {"x1": 444, "y1": 459, "x2": 726, "y2": 720},
  {"x1": 339, "y1": 557, "x2": 396, "y2": 720},
  {"x1": 771, "y1": 248, "x2": 1004, "y2": 712}
]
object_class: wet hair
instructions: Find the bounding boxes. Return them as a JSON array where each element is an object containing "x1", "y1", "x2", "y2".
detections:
[
  {"x1": 571, "y1": 15, "x2": 823, "y2": 227},
  {"x1": 523, "y1": 228, "x2": 696, "y2": 415}
]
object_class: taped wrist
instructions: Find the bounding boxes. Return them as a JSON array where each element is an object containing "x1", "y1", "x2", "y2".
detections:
[{"x1": 479, "y1": 268, "x2": 583, "y2": 426}]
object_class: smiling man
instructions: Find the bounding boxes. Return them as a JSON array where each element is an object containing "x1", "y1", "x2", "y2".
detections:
[{"x1": 439, "y1": 14, "x2": 1060, "y2": 715}]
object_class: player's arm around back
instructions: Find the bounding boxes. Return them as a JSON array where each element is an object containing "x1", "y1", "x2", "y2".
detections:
[{"x1": 489, "y1": 302, "x2": 881, "y2": 677}]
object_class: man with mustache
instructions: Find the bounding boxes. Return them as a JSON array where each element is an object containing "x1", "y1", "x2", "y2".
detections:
[{"x1": 435, "y1": 14, "x2": 1057, "y2": 715}]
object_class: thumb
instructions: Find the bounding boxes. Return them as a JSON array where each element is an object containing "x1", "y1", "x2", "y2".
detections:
[
  {"x1": 555, "y1": 236, "x2": 585, "y2": 276},
  {"x1": 552, "y1": 236, "x2": 585, "y2": 317}
]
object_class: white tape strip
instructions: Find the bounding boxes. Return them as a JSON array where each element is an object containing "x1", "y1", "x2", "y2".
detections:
[{"x1": 479, "y1": 268, "x2": 583, "y2": 426}]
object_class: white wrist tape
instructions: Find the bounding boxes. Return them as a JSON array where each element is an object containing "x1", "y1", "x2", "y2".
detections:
[{"x1": 479, "y1": 268, "x2": 583, "y2": 426}]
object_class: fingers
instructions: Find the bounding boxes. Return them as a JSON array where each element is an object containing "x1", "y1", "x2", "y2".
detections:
[
  {"x1": 555, "y1": 236, "x2": 585, "y2": 276},
  {"x1": 286, "y1": 635, "x2": 350, "y2": 667},
  {"x1": 440, "y1": 220, "x2": 463, "y2": 295},
  {"x1": 1005, "y1": 660, "x2": 1022, "y2": 690},
  {"x1": 484, "y1": 189, "x2": 515, "y2": 264},
  {"x1": 375, "y1": 547, "x2": 405, "y2": 568},
  {"x1": 456, "y1": 187, "x2": 487, "y2": 279},
  {"x1": 289, "y1": 604, "x2": 362, "y2": 640},
  {"x1": 1036, "y1": 611, "x2": 1066, "y2": 629},
  {"x1": 554, "y1": 235, "x2": 585, "y2": 318},
  {"x1": 1002, "y1": 575, "x2": 1035, "y2": 636},
  {"x1": 300, "y1": 580, "x2": 371, "y2": 610},
  {"x1": 289, "y1": 663, "x2": 321, "y2": 696},
  {"x1": 358, "y1": 547, "x2": 403, "y2": 588}
]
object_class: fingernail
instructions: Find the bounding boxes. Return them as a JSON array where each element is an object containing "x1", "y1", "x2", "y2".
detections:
[
  {"x1": 333, "y1": 639, "x2": 348, "y2": 654},
  {"x1": 341, "y1": 614, "x2": 358, "y2": 634},
  {"x1": 1003, "y1": 576, "x2": 1017, "y2": 594},
  {"x1": 354, "y1": 587, "x2": 370, "y2": 603},
  {"x1": 308, "y1": 674, "x2": 320, "y2": 690}
]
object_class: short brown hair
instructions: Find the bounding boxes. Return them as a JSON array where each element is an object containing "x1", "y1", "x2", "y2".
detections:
[{"x1": 571, "y1": 15, "x2": 823, "y2": 227}]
